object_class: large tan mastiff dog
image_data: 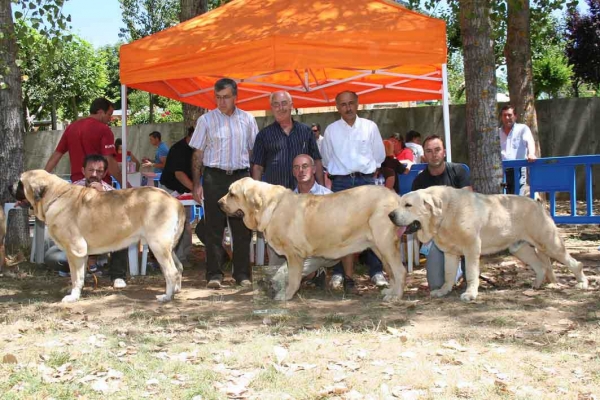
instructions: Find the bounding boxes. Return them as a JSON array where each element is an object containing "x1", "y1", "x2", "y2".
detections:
[
  {"x1": 10, "y1": 170, "x2": 186, "y2": 303},
  {"x1": 389, "y1": 186, "x2": 588, "y2": 301},
  {"x1": 218, "y1": 177, "x2": 406, "y2": 301}
]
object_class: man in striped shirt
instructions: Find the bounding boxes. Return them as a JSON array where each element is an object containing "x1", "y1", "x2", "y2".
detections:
[
  {"x1": 190, "y1": 78, "x2": 259, "y2": 289},
  {"x1": 251, "y1": 90, "x2": 324, "y2": 267}
]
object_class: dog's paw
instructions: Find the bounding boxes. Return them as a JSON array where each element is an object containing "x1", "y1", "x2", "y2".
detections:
[
  {"x1": 383, "y1": 294, "x2": 401, "y2": 302},
  {"x1": 273, "y1": 292, "x2": 286, "y2": 301},
  {"x1": 576, "y1": 279, "x2": 589, "y2": 290},
  {"x1": 61, "y1": 294, "x2": 79, "y2": 303},
  {"x1": 460, "y1": 292, "x2": 478, "y2": 302},
  {"x1": 156, "y1": 294, "x2": 173, "y2": 303},
  {"x1": 381, "y1": 288, "x2": 392, "y2": 296},
  {"x1": 430, "y1": 288, "x2": 450, "y2": 298}
]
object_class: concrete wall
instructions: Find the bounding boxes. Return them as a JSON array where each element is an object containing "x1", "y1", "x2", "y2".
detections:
[{"x1": 26, "y1": 98, "x2": 599, "y2": 194}]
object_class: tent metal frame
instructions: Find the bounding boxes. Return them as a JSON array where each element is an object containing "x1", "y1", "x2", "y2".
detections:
[{"x1": 120, "y1": 64, "x2": 452, "y2": 184}]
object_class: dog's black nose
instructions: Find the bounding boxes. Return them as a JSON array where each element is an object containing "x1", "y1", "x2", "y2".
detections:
[{"x1": 388, "y1": 210, "x2": 396, "y2": 222}]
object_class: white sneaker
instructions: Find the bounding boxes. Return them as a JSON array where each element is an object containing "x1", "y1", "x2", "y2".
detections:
[
  {"x1": 113, "y1": 278, "x2": 127, "y2": 289},
  {"x1": 330, "y1": 274, "x2": 344, "y2": 290},
  {"x1": 371, "y1": 273, "x2": 389, "y2": 288}
]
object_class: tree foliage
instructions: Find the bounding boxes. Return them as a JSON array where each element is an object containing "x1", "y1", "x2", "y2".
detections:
[
  {"x1": 566, "y1": 0, "x2": 600, "y2": 94},
  {"x1": 16, "y1": 22, "x2": 108, "y2": 125},
  {"x1": 119, "y1": 0, "x2": 180, "y2": 41}
]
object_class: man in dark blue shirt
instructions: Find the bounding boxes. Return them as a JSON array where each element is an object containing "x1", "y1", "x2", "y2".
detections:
[
  {"x1": 251, "y1": 90, "x2": 324, "y2": 267},
  {"x1": 251, "y1": 91, "x2": 324, "y2": 189}
]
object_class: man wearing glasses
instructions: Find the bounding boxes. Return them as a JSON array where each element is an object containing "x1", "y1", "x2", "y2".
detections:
[
  {"x1": 190, "y1": 78, "x2": 259, "y2": 289},
  {"x1": 251, "y1": 90, "x2": 324, "y2": 266}
]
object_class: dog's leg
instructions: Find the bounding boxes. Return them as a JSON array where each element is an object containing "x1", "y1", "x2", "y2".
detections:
[
  {"x1": 460, "y1": 248, "x2": 481, "y2": 302},
  {"x1": 63, "y1": 252, "x2": 88, "y2": 303},
  {"x1": 532, "y1": 237, "x2": 588, "y2": 290},
  {"x1": 171, "y1": 251, "x2": 183, "y2": 294},
  {"x1": 430, "y1": 253, "x2": 460, "y2": 299},
  {"x1": 509, "y1": 241, "x2": 551, "y2": 289},
  {"x1": 375, "y1": 245, "x2": 405, "y2": 301},
  {"x1": 284, "y1": 256, "x2": 303, "y2": 301},
  {"x1": 150, "y1": 244, "x2": 178, "y2": 302}
]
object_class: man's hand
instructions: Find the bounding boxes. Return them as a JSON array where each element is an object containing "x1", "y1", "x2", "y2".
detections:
[
  {"x1": 192, "y1": 183, "x2": 204, "y2": 203},
  {"x1": 142, "y1": 161, "x2": 154, "y2": 168},
  {"x1": 403, "y1": 160, "x2": 413, "y2": 173},
  {"x1": 88, "y1": 182, "x2": 105, "y2": 192},
  {"x1": 527, "y1": 154, "x2": 537, "y2": 163}
]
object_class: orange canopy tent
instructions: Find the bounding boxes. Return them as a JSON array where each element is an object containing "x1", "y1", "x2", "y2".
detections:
[{"x1": 118, "y1": 0, "x2": 450, "y2": 181}]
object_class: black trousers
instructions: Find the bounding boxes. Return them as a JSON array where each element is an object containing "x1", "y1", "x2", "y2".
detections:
[{"x1": 202, "y1": 168, "x2": 252, "y2": 282}]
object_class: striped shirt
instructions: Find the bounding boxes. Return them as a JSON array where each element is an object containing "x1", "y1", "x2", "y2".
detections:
[
  {"x1": 251, "y1": 120, "x2": 322, "y2": 189},
  {"x1": 189, "y1": 107, "x2": 258, "y2": 170}
]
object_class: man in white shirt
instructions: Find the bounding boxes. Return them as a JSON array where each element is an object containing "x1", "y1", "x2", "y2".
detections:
[
  {"x1": 190, "y1": 78, "x2": 259, "y2": 289},
  {"x1": 320, "y1": 91, "x2": 388, "y2": 293},
  {"x1": 498, "y1": 105, "x2": 537, "y2": 195}
]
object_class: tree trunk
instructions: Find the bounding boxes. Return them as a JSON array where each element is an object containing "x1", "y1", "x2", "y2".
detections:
[
  {"x1": 505, "y1": 0, "x2": 541, "y2": 157},
  {"x1": 0, "y1": 0, "x2": 30, "y2": 253},
  {"x1": 51, "y1": 97, "x2": 57, "y2": 130},
  {"x1": 180, "y1": 0, "x2": 208, "y2": 132},
  {"x1": 459, "y1": 0, "x2": 503, "y2": 194}
]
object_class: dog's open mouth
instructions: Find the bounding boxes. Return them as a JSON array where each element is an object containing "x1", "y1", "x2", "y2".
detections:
[{"x1": 404, "y1": 220, "x2": 421, "y2": 234}]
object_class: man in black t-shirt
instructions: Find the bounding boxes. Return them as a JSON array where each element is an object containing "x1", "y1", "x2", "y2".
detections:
[
  {"x1": 160, "y1": 127, "x2": 195, "y2": 264},
  {"x1": 411, "y1": 135, "x2": 472, "y2": 290},
  {"x1": 160, "y1": 127, "x2": 194, "y2": 194}
]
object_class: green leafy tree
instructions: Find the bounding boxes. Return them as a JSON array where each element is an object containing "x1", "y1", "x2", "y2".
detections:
[
  {"x1": 119, "y1": 0, "x2": 180, "y2": 123},
  {"x1": 98, "y1": 43, "x2": 123, "y2": 107},
  {"x1": 0, "y1": 0, "x2": 71, "y2": 251},
  {"x1": 566, "y1": 0, "x2": 600, "y2": 96}
]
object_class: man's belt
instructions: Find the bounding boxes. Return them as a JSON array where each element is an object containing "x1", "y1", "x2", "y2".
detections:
[
  {"x1": 204, "y1": 166, "x2": 250, "y2": 175},
  {"x1": 329, "y1": 172, "x2": 375, "y2": 180}
]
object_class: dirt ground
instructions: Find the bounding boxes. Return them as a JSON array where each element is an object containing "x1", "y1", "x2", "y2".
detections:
[{"x1": 0, "y1": 219, "x2": 599, "y2": 399}]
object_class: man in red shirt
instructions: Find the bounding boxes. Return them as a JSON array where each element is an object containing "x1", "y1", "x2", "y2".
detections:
[{"x1": 44, "y1": 98, "x2": 123, "y2": 187}]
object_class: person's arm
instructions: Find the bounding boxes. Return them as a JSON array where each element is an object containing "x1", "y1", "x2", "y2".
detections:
[
  {"x1": 524, "y1": 127, "x2": 537, "y2": 162},
  {"x1": 130, "y1": 153, "x2": 141, "y2": 170},
  {"x1": 314, "y1": 159, "x2": 325, "y2": 185},
  {"x1": 44, "y1": 151, "x2": 64, "y2": 173},
  {"x1": 251, "y1": 164, "x2": 264, "y2": 181},
  {"x1": 191, "y1": 149, "x2": 204, "y2": 203},
  {"x1": 372, "y1": 127, "x2": 386, "y2": 164},
  {"x1": 456, "y1": 164, "x2": 473, "y2": 191},
  {"x1": 106, "y1": 155, "x2": 125, "y2": 187},
  {"x1": 155, "y1": 155, "x2": 167, "y2": 169},
  {"x1": 175, "y1": 171, "x2": 194, "y2": 192}
]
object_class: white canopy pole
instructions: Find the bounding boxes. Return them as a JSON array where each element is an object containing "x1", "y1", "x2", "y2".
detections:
[
  {"x1": 441, "y1": 63, "x2": 452, "y2": 162},
  {"x1": 121, "y1": 84, "x2": 128, "y2": 186}
]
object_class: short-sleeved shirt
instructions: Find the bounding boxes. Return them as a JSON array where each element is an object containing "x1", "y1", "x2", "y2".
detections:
[
  {"x1": 499, "y1": 123, "x2": 534, "y2": 161},
  {"x1": 412, "y1": 162, "x2": 471, "y2": 191},
  {"x1": 189, "y1": 107, "x2": 258, "y2": 171},
  {"x1": 55, "y1": 117, "x2": 116, "y2": 183},
  {"x1": 251, "y1": 120, "x2": 321, "y2": 189},
  {"x1": 405, "y1": 142, "x2": 424, "y2": 163},
  {"x1": 160, "y1": 137, "x2": 193, "y2": 193},
  {"x1": 154, "y1": 142, "x2": 169, "y2": 173}
]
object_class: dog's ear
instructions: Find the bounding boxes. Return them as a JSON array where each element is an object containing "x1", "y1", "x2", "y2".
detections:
[
  {"x1": 423, "y1": 194, "x2": 442, "y2": 217},
  {"x1": 244, "y1": 186, "x2": 263, "y2": 211},
  {"x1": 33, "y1": 184, "x2": 47, "y2": 202}
]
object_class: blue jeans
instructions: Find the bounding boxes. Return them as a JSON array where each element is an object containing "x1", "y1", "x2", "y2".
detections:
[{"x1": 330, "y1": 175, "x2": 383, "y2": 278}]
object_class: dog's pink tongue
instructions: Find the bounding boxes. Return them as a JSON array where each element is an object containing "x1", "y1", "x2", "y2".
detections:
[{"x1": 395, "y1": 226, "x2": 406, "y2": 237}]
